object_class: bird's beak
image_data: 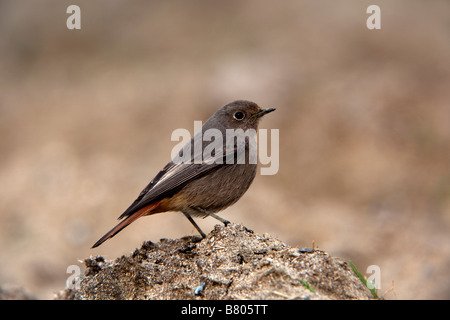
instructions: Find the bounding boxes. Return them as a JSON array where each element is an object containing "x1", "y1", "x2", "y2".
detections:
[{"x1": 256, "y1": 107, "x2": 276, "y2": 118}]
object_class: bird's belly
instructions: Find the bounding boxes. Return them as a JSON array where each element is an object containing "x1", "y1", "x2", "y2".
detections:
[{"x1": 175, "y1": 164, "x2": 257, "y2": 213}]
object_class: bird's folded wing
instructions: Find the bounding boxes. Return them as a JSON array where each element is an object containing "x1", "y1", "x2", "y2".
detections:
[{"x1": 118, "y1": 147, "x2": 238, "y2": 220}]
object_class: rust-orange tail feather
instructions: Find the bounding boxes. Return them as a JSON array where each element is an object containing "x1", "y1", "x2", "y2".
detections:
[{"x1": 91, "y1": 201, "x2": 161, "y2": 248}]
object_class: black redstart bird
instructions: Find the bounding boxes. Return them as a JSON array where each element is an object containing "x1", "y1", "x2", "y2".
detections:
[{"x1": 92, "y1": 100, "x2": 275, "y2": 248}]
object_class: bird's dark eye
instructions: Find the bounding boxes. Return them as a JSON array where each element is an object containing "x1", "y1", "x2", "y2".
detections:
[{"x1": 233, "y1": 111, "x2": 245, "y2": 120}]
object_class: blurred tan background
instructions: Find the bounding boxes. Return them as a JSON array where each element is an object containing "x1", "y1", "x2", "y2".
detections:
[{"x1": 0, "y1": 0, "x2": 449, "y2": 299}]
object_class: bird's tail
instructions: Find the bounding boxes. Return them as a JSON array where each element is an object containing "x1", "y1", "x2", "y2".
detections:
[{"x1": 91, "y1": 200, "x2": 161, "y2": 248}]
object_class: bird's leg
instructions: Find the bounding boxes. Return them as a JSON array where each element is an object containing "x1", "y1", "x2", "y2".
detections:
[
  {"x1": 208, "y1": 212, "x2": 230, "y2": 226},
  {"x1": 182, "y1": 211, "x2": 207, "y2": 238},
  {"x1": 191, "y1": 206, "x2": 230, "y2": 226}
]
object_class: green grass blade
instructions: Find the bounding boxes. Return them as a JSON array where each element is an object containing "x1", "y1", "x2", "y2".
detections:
[{"x1": 349, "y1": 260, "x2": 379, "y2": 299}]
